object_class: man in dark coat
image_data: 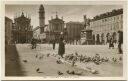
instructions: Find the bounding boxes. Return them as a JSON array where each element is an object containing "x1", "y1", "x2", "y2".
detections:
[
  {"x1": 109, "y1": 37, "x2": 114, "y2": 49},
  {"x1": 31, "y1": 38, "x2": 36, "y2": 49},
  {"x1": 58, "y1": 38, "x2": 65, "y2": 58},
  {"x1": 53, "y1": 40, "x2": 56, "y2": 50},
  {"x1": 118, "y1": 31, "x2": 123, "y2": 54}
]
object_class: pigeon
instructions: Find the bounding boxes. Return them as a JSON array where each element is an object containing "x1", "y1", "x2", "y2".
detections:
[
  {"x1": 36, "y1": 54, "x2": 38, "y2": 58},
  {"x1": 23, "y1": 60, "x2": 27, "y2": 63},
  {"x1": 47, "y1": 53, "x2": 50, "y2": 57},
  {"x1": 91, "y1": 69, "x2": 99, "y2": 74},
  {"x1": 36, "y1": 68, "x2": 44, "y2": 73},
  {"x1": 112, "y1": 57, "x2": 117, "y2": 62},
  {"x1": 119, "y1": 57, "x2": 122, "y2": 61},
  {"x1": 58, "y1": 71, "x2": 63, "y2": 75},
  {"x1": 94, "y1": 61, "x2": 100, "y2": 65},
  {"x1": 75, "y1": 52, "x2": 78, "y2": 56},
  {"x1": 39, "y1": 57, "x2": 42, "y2": 59},
  {"x1": 66, "y1": 70, "x2": 75, "y2": 75},
  {"x1": 66, "y1": 70, "x2": 71, "y2": 74},
  {"x1": 86, "y1": 66, "x2": 91, "y2": 69},
  {"x1": 104, "y1": 57, "x2": 109, "y2": 62},
  {"x1": 74, "y1": 71, "x2": 83, "y2": 75},
  {"x1": 71, "y1": 60, "x2": 76, "y2": 67},
  {"x1": 36, "y1": 68, "x2": 40, "y2": 72},
  {"x1": 56, "y1": 60, "x2": 63, "y2": 64}
]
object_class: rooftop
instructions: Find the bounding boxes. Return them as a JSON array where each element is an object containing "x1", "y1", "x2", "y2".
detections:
[{"x1": 91, "y1": 8, "x2": 123, "y2": 21}]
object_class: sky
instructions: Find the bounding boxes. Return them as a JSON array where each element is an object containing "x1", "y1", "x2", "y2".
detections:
[{"x1": 5, "y1": 5, "x2": 123, "y2": 28}]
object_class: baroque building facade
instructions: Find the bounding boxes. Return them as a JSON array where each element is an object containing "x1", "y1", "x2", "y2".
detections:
[
  {"x1": 89, "y1": 9, "x2": 123, "y2": 45},
  {"x1": 47, "y1": 14, "x2": 65, "y2": 43},
  {"x1": 5, "y1": 17, "x2": 13, "y2": 44},
  {"x1": 12, "y1": 12, "x2": 33, "y2": 43}
]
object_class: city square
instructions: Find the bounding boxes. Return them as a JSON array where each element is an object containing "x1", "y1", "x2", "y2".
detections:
[
  {"x1": 6, "y1": 44, "x2": 123, "y2": 76},
  {"x1": 5, "y1": 4, "x2": 123, "y2": 77}
]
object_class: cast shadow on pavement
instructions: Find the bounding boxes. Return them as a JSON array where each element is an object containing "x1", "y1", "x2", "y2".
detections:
[{"x1": 5, "y1": 44, "x2": 25, "y2": 76}]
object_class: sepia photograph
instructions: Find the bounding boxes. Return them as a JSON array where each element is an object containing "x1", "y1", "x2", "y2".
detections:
[
  {"x1": 4, "y1": 1, "x2": 125, "y2": 78},
  {"x1": 1, "y1": 80, "x2": 126, "y2": 81}
]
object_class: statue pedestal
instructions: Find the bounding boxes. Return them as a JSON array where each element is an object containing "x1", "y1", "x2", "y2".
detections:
[{"x1": 85, "y1": 30, "x2": 93, "y2": 45}]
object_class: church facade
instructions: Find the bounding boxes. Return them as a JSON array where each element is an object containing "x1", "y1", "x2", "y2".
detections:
[
  {"x1": 47, "y1": 14, "x2": 65, "y2": 43},
  {"x1": 12, "y1": 12, "x2": 33, "y2": 43}
]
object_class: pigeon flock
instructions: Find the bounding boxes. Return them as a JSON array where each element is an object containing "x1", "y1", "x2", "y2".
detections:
[
  {"x1": 64, "y1": 52, "x2": 122, "y2": 65},
  {"x1": 18, "y1": 51, "x2": 122, "y2": 76}
]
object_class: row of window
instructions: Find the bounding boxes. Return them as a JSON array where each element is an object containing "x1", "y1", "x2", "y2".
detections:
[
  {"x1": 90, "y1": 22, "x2": 123, "y2": 29},
  {"x1": 90, "y1": 14, "x2": 123, "y2": 26},
  {"x1": 93, "y1": 27, "x2": 122, "y2": 34},
  {"x1": 90, "y1": 20, "x2": 123, "y2": 26}
]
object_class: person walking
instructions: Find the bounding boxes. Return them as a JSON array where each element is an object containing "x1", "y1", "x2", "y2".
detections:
[
  {"x1": 58, "y1": 38, "x2": 65, "y2": 58},
  {"x1": 109, "y1": 36, "x2": 114, "y2": 49},
  {"x1": 53, "y1": 40, "x2": 56, "y2": 50},
  {"x1": 118, "y1": 31, "x2": 123, "y2": 54},
  {"x1": 31, "y1": 38, "x2": 34, "y2": 49},
  {"x1": 31, "y1": 37, "x2": 36, "y2": 49}
]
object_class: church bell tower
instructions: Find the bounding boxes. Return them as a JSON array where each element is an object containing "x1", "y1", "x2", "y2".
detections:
[{"x1": 39, "y1": 4, "x2": 45, "y2": 33}]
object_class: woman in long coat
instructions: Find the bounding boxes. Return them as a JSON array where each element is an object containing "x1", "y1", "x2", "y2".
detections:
[
  {"x1": 109, "y1": 37, "x2": 114, "y2": 49},
  {"x1": 58, "y1": 38, "x2": 65, "y2": 58},
  {"x1": 118, "y1": 31, "x2": 123, "y2": 54}
]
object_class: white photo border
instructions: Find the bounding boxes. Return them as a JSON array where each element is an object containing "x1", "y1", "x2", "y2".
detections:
[{"x1": 0, "y1": 0, "x2": 127, "y2": 80}]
